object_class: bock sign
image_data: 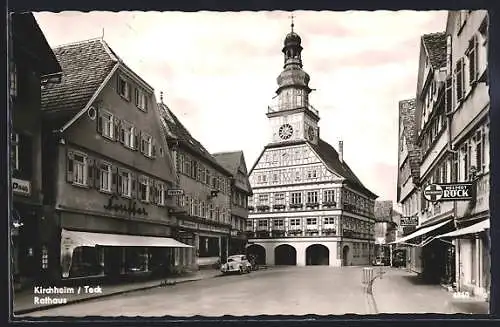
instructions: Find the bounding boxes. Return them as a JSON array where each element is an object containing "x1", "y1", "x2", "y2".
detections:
[{"x1": 423, "y1": 183, "x2": 473, "y2": 202}]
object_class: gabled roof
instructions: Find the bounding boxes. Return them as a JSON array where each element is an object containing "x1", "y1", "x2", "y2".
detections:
[
  {"x1": 157, "y1": 103, "x2": 232, "y2": 177},
  {"x1": 41, "y1": 38, "x2": 119, "y2": 129},
  {"x1": 212, "y1": 151, "x2": 244, "y2": 176},
  {"x1": 213, "y1": 151, "x2": 253, "y2": 194},
  {"x1": 252, "y1": 139, "x2": 377, "y2": 199},
  {"x1": 399, "y1": 99, "x2": 421, "y2": 183},
  {"x1": 422, "y1": 32, "x2": 447, "y2": 70}
]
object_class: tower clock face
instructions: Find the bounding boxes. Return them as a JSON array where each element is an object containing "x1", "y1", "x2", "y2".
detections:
[
  {"x1": 279, "y1": 124, "x2": 294, "y2": 140},
  {"x1": 307, "y1": 126, "x2": 315, "y2": 141}
]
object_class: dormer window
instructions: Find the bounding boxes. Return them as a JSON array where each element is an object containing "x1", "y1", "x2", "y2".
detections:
[
  {"x1": 135, "y1": 88, "x2": 148, "y2": 111},
  {"x1": 118, "y1": 76, "x2": 130, "y2": 100}
]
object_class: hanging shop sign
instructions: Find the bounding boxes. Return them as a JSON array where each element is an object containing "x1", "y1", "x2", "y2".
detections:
[
  {"x1": 167, "y1": 189, "x2": 184, "y2": 196},
  {"x1": 400, "y1": 214, "x2": 418, "y2": 227},
  {"x1": 104, "y1": 194, "x2": 148, "y2": 216},
  {"x1": 12, "y1": 178, "x2": 31, "y2": 197},
  {"x1": 423, "y1": 182, "x2": 473, "y2": 202}
]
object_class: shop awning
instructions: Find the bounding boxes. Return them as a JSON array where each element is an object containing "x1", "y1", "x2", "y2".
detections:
[
  {"x1": 437, "y1": 219, "x2": 490, "y2": 238},
  {"x1": 389, "y1": 219, "x2": 452, "y2": 246},
  {"x1": 61, "y1": 229, "x2": 193, "y2": 248}
]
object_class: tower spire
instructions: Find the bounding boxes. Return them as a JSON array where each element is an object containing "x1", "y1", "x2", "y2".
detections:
[{"x1": 289, "y1": 13, "x2": 295, "y2": 32}]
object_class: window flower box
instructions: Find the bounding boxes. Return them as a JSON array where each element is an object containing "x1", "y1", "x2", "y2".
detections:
[
  {"x1": 273, "y1": 204, "x2": 286, "y2": 210},
  {"x1": 305, "y1": 202, "x2": 320, "y2": 208},
  {"x1": 248, "y1": 206, "x2": 255, "y2": 211},
  {"x1": 322, "y1": 201, "x2": 337, "y2": 208},
  {"x1": 256, "y1": 205, "x2": 270, "y2": 211},
  {"x1": 288, "y1": 229, "x2": 302, "y2": 235},
  {"x1": 290, "y1": 203, "x2": 303, "y2": 209},
  {"x1": 322, "y1": 228, "x2": 336, "y2": 234}
]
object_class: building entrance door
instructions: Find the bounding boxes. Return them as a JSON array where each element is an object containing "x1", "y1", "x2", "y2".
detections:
[{"x1": 342, "y1": 246, "x2": 350, "y2": 266}]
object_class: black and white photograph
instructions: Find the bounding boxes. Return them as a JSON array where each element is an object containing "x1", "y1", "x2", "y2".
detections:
[{"x1": 8, "y1": 9, "x2": 491, "y2": 318}]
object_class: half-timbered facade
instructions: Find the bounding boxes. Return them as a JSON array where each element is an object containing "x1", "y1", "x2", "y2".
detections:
[{"x1": 246, "y1": 24, "x2": 377, "y2": 267}]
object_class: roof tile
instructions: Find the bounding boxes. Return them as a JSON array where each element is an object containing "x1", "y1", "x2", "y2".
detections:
[
  {"x1": 399, "y1": 98, "x2": 421, "y2": 182},
  {"x1": 422, "y1": 32, "x2": 447, "y2": 69},
  {"x1": 41, "y1": 38, "x2": 117, "y2": 128}
]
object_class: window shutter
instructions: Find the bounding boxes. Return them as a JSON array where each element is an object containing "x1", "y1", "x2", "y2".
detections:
[
  {"x1": 97, "y1": 113, "x2": 103, "y2": 134},
  {"x1": 133, "y1": 129, "x2": 139, "y2": 150},
  {"x1": 87, "y1": 158, "x2": 94, "y2": 187},
  {"x1": 135, "y1": 88, "x2": 139, "y2": 106},
  {"x1": 445, "y1": 76, "x2": 452, "y2": 113},
  {"x1": 151, "y1": 181, "x2": 157, "y2": 204},
  {"x1": 119, "y1": 125, "x2": 125, "y2": 144},
  {"x1": 117, "y1": 169, "x2": 123, "y2": 195},
  {"x1": 152, "y1": 139, "x2": 157, "y2": 158},
  {"x1": 129, "y1": 173, "x2": 135, "y2": 198},
  {"x1": 456, "y1": 58, "x2": 464, "y2": 102},
  {"x1": 67, "y1": 150, "x2": 74, "y2": 183},
  {"x1": 140, "y1": 131, "x2": 145, "y2": 154},
  {"x1": 113, "y1": 119, "x2": 121, "y2": 141},
  {"x1": 112, "y1": 166, "x2": 118, "y2": 194},
  {"x1": 94, "y1": 160, "x2": 101, "y2": 189}
]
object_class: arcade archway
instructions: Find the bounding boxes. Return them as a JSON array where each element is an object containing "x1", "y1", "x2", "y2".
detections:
[
  {"x1": 246, "y1": 244, "x2": 266, "y2": 265},
  {"x1": 274, "y1": 244, "x2": 297, "y2": 265},
  {"x1": 306, "y1": 244, "x2": 330, "y2": 265}
]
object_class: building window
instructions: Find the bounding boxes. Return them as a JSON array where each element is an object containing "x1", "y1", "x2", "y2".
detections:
[
  {"x1": 258, "y1": 194, "x2": 269, "y2": 203},
  {"x1": 306, "y1": 218, "x2": 317, "y2": 225},
  {"x1": 120, "y1": 121, "x2": 135, "y2": 149},
  {"x1": 140, "y1": 132, "x2": 153, "y2": 157},
  {"x1": 274, "y1": 192, "x2": 285, "y2": 204},
  {"x1": 273, "y1": 219, "x2": 284, "y2": 228},
  {"x1": 135, "y1": 88, "x2": 148, "y2": 111},
  {"x1": 73, "y1": 153, "x2": 87, "y2": 186},
  {"x1": 119, "y1": 170, "x2": 132, "y2": 197},
  {"x1": 291, "y1": 192, "x2": 302, "y2": 204},
  {"x1": 157, "y1": 183, "x2": 165, "y2": 206},
  {"x1": 307, "y1": 170, "x2": 317, "y2": 179},
  {"x1": 99, "y1": 162, "x2": 112, "y2": 192},
  {"x1": 323, "y1": 217, "x2": 336, "y2": 225},
  {"x1": 118, "y1": 76, "x2": 130, "y2": 100},
  {"x1": 306, "y1": 191, "x2": 318, "y2": 204},
  {"x1": 99, "y1": 110, "x2": 114, "y2": 139},
  {"x1": 467, "y1": 35, "x2": 479, "y2": 85},
  {"x1": 139, "y1": 176, "x2": 150, "y2": 202},
  {"x1": 323, "y1": 190, "x2": 335, "y2": 203},
  {"x1": 290, "y1": 218, "x2": 301, "y2": 227}
]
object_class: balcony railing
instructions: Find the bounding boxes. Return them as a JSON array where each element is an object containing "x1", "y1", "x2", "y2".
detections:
[{"x1": 267, "y1": 103, "x2": 319, "y2": 116}]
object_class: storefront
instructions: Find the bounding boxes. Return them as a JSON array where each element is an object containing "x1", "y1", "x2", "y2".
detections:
[
  {"x1": 391, "y1": 219, "x2": 455, "y2": 283},
  {"x1": 60, "y1": 229, "x2": 194, "y2": 282},
  {"x1": 229, "y1": 230, "x2": 247, "y2": 255},
  {"x1": 437, "y1": 219, "x2": 490, "y2": 299}
]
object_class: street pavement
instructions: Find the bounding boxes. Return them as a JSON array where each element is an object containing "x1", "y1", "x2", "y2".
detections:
[
  {"x1": 19, "y1": 266, "x2": 370, "y2": 317},
  {"x1": 17, "y1": 266, "x2": 489, "y2": 318}
]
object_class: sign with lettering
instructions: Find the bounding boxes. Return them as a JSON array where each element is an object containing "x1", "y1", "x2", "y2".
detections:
[
  {"x1": 167, "y1": 189, "x2": 184, "y2": 196},
  {"x1": 400, "y1": 215, "x2": 418, "y2": 227},
  {"x1": 424, "y1": 183, "x2": 474, "y2": 202},
  {"x1": 12, "y1": 178, "x2": 31, "y2": 196},
  {"x1": 179, "y1": 220, "x2": 197, "y2": 228},
  {"x1": 104, "y1": 194, "x2": 148, "y2": 216}
]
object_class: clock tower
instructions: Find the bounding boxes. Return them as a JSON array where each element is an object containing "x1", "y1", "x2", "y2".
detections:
[{"x1": 267, "y1": 18, "x2": 320, "y2": 145}]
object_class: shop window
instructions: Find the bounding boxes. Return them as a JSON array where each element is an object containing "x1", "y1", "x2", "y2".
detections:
[
  {"x1": 125, "y1": 248, "x2": 149, "y2": 273},
  {"x1": 69, "y1": 246, "x2": 104, "y2": 278}
]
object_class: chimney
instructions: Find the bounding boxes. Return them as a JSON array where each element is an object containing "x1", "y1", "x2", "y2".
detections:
[{"x1": 339, "y1": 140, "x2": 343, "y2": 163}]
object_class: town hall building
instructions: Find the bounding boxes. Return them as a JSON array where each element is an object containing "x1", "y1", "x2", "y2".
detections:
[{"x1": 246, "y1": 22, "x2": 378, "y2": 267}]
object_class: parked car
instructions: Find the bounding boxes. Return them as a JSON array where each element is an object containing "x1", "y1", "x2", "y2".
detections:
[
  {"x1": 373, "y1": 256, "x2": 387, "y2": 266},
  {"x1": 220, "y1": 255, "x2": 252, "y2": 275},
  {"x1": 392, "y1": 250, "x2": 406, "y2": 268}
]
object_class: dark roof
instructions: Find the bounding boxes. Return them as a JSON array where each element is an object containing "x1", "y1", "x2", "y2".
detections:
[
  {"x1": 261, "y1": 139, "x2": 377, "y2": 199},
  {"x1": 422, "y1": 32, "x2": 447, "y2": 69},
  {"x1": 212, "y1": 151, "x2": 243, "y2": 176},
  {"x1": 399, "y1": 99, "x2": 421, "y2": 182},
  {"x1": 41, "y1": 38, "x2": 118, "y2": 129},
  {"x1": 374, "y1": 200, "x2": 394, "y2": 222},
  {"x1": 12, "y1": 13, "x2": 62, "y2": 76},
  {"x1": 213, "y1": 151, "x2": 253, "y2": 194},
  {"x1": 157, "y1": 103, "x2": 232, "y2": 176}
]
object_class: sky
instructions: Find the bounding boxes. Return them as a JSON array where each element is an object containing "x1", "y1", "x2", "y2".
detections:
[{"x1": 34, "y1": 10, "x2": 448, "y2": 207}]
